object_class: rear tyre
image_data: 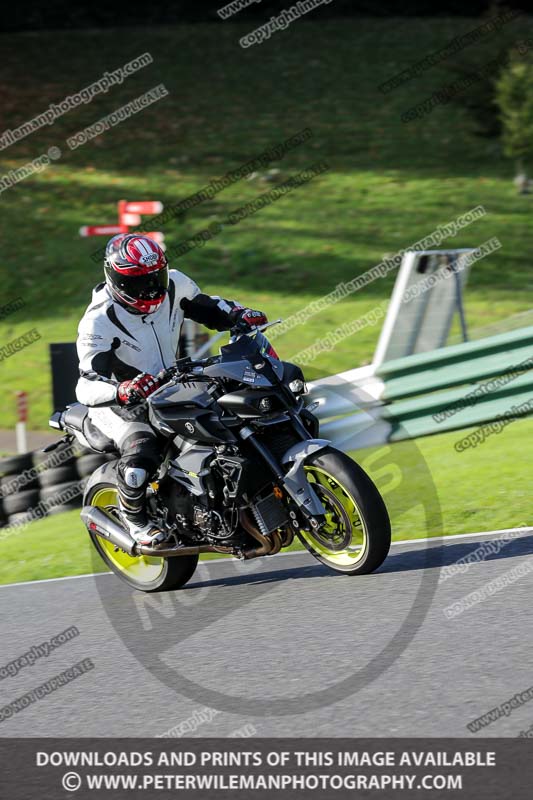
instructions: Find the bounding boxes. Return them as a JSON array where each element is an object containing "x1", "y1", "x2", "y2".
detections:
[
  {"x1": 297, "y1": 446, "x2": 391, "y2": 575},
  {"x1": 84, "y1": 467, "x2": 198, "y2": 593},
  {"x1": 76, "y1": 453, "x2": 115, "y2": 478}
]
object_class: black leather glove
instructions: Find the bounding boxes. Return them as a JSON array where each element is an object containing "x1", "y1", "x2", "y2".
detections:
[{"x1": 231, "y1": 307, "x2": 268, "y2": 331}]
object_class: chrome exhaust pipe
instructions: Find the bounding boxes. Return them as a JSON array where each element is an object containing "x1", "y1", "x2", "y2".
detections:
[
  {"x1": 80, "y1": 506, "x2": 136, "y2": 555},
  {"x1": 81, "y1": 505, "x2": 284, "y2": 561},
  {"x1": 136, "y1": 543, "x2": 235, "y2": 557},
  {"x1": 81, "y1": 506, "x2": 239, "y2": 558}
]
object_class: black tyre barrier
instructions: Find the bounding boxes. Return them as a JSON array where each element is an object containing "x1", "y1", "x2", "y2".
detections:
[
  {"x1": 3, "y1": 488, "x2": 40, "y2": 516},
  {"x1": 0, "y1": 442, "x2": 110, "y2": 526},
  {"x1": 0, "y1": 452, "x2": 33, "y2": 477},
  {"x1": 32, "y1": 441, "x2": 80, "y2": 468},
  {"x1": 0, "y1": 473, "x2": 39, "y2": 495},
  {"x1": 39, "y1": 481, "x2": 83, "y2": 505},
  {"x1": 7, "y1": 511, "x2": 37, "y2": 527},
  {"x1": 38, "y1": 464, "x2": 79, "y2": 488}
]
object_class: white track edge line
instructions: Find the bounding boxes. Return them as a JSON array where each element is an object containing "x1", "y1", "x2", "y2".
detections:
[{"x1": 0, "y1": 525, "x2": 531, "y2": 589}]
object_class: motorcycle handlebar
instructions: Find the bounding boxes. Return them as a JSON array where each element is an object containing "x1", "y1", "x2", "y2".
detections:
[
  {"x1": 155, "y1": 318, "x2": 284, "y2": 386},
  {"x1": 230, "y1": 318, "x2": 283, "y2": 338}
]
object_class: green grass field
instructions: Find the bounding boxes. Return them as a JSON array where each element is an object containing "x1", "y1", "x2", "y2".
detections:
[
  {"x1": 1, "y1": 18, "x2": 532, "y2": 428},
  {"x1": 0, "y1": 416, "x2": 530, "y2": 586},
  {"x1": 0, "y1": 18, "x2": 531, "y2": 586}
]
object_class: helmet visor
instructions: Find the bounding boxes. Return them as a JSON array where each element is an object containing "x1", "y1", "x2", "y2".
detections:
[{"x1": 113, "y1": 266, "x2": 169, "y2": 301}]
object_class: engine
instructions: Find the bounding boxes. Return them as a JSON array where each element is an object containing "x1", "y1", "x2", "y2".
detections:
[
  {"x1": 159, "y1": 448, "x2": 288, "y2": 546},
  {"x1": 161, "y1": 479, "x2": 237, "y2": 543}
]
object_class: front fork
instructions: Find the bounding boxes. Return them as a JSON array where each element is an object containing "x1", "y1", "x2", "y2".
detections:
[{"x1": 238, "y1": 425, "x2": 330, "y2": 529}]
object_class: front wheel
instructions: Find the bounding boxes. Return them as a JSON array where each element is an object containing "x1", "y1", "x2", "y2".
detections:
[
  {"x1": 297, "y1": 447, "x2": 391, "y2": 575},
  {"x1": 84, "y1": 463, "x2": 198, "y2": 593}
]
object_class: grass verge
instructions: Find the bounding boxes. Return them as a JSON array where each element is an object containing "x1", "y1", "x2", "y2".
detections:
[{"x1": 1, "y1": 19, "x2": 532, "y2": 427}]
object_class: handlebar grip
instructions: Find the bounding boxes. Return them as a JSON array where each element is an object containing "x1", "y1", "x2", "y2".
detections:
[{"x1": 156, "y1": 366, "x2": 178, "y2": 382}]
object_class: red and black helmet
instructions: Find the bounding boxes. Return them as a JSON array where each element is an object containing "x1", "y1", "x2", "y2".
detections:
[{"x1": 104, "y1": 233, "x2": 169, "y2": 315}]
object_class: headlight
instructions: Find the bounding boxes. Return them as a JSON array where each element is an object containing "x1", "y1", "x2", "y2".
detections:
[{"x1": 289, "y1": 379, "x2": 306, "y2": 394}]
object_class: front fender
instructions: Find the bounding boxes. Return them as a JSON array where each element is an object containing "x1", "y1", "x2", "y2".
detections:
[
  {"x1": 280, "y1": 438, "x2": 330, "y2": 517},
  {"x1": 281, "y1": 438, "x2": 330, "y2": 466}
]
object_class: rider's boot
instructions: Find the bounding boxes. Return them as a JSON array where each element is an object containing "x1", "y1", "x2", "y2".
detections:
[{"x1": 117, "y1": 465, "x2": 168, "y2": 548}]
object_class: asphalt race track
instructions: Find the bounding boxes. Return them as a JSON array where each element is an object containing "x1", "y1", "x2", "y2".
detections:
[{"x1": 1, "y1": 527, "x2": 532, "y2": 738}]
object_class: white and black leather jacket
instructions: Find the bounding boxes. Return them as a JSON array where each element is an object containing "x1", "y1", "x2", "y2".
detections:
[{"x1": 76, "y1": 269, "x2": 240, "y2": 407}]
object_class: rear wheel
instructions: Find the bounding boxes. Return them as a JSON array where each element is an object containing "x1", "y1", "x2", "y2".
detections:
[
  {"x1": 297, "y1": 447, "x2": 391, "y2": 575},
  {"x1": 85, "y1": 480, "x2": 198, "y2": 592}
]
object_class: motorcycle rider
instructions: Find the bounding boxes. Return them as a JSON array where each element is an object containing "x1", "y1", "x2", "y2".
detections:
[{"x1": 76, "y1": 233, "x2": 267, "y2": 547}]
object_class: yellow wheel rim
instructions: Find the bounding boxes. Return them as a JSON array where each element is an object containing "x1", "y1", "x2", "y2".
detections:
[
  {"x1": 298, "y1": 466, "x2": 368, "y2": 567},
  {"x1": 91, "y1": 487, "x2": 165, "y2": 582}
]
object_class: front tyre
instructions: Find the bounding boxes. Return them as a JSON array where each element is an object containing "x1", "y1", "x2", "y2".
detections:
[
  {"x1": 85, "y1": 465, "x2": 198, "y2": 592},
  {"x1": 297, "y1": 447, "x2": 391, "y2": 575}
]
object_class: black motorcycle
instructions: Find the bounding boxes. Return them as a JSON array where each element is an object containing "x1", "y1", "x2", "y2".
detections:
[{"x1": 49, "y1": 321, "x2": 391, "y2": 592}]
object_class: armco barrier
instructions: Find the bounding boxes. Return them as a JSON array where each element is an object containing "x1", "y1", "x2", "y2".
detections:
[{"x1": 310, "y1": 325, "x2": 533, "y2": 447}]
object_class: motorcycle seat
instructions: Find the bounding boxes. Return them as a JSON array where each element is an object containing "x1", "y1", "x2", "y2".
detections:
[{"x1": 63, "y1": 403, "x2": 116, "y2": 453}]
